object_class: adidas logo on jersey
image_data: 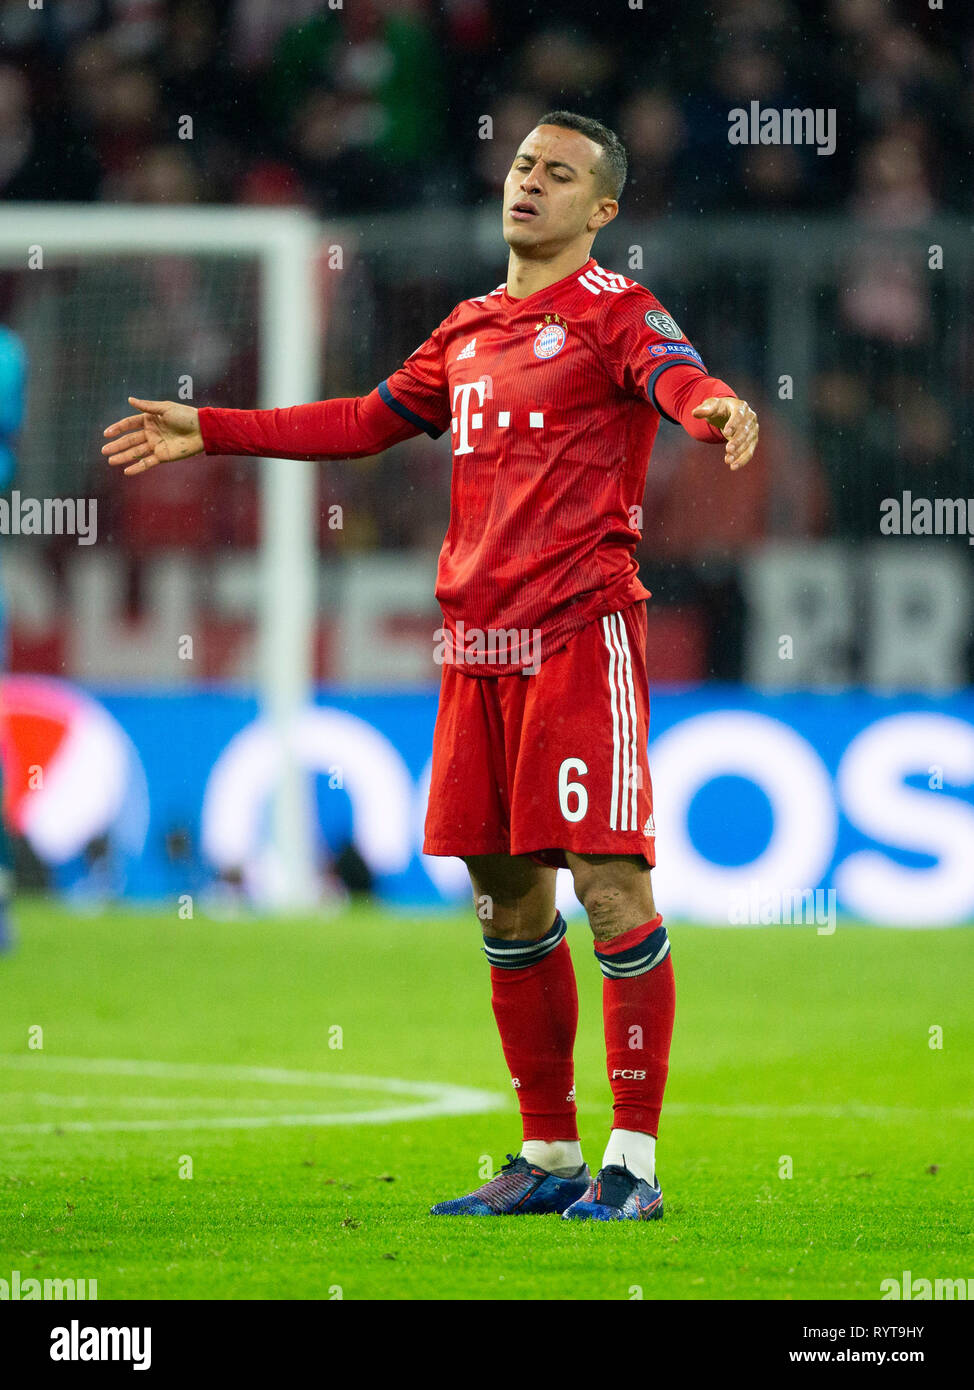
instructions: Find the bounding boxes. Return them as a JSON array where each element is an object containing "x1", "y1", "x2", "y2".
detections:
[
  {"x1": 457, "y1": 337, "x2": 477, "y2": 360},
  {"x1": 643, "y1": 815, "x2": 655, "y2": 837}
]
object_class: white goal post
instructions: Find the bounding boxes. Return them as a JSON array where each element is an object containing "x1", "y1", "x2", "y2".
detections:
[{"x1": 0, "y1": 204, "x2": 320, "y2": 909}]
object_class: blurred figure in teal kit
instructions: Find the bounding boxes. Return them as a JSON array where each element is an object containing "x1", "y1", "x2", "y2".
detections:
[{"x1": 0, "y1": 324, "x2": 27, "y2": 950}]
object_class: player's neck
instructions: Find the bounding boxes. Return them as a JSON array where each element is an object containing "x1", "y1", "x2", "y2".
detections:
[{"x1": 505, "y1": 245, "x2": 594, "y2": 300}]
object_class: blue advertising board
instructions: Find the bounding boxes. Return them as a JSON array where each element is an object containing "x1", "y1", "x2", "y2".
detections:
[{"x1": 4, "y1": 677, "x2": 972, "y2": 924}]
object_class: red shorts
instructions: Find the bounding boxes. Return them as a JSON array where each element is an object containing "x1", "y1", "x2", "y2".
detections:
[{"x1": 423, "y1": 603, "x2": 656, "y2": 868}]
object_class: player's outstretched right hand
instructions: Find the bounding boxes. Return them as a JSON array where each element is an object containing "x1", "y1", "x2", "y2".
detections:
[{"x1": 102, "y1": 397, "x2": 203, "y2": 475}]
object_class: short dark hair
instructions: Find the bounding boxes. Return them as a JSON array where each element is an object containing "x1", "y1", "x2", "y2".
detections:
[{"x1": 536, "y1": 110, "x2": 628, "y2": 200}]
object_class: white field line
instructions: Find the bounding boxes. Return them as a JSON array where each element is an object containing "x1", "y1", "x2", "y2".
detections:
[
  {"x1": 2, "y1": 1057, "x2": 968, "y2": 1134},
  {"x1": 577, "y1": 1102, "x2": 974, "y2": 1120},
  {"x1": 0, "y1": 1055, "x2": 505, "y2": 1134},
  {"x1": 4, "y1": 1092, "x2": 326, "y2": 1111}
]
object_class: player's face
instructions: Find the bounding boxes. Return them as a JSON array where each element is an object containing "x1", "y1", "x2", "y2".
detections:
[{"x1": 503, "y1": 125, "x2": 617, "y2": 256}]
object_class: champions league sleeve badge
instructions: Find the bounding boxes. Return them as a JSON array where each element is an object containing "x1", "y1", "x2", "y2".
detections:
[{"x1": 644, "y1": 309, "x2": 683, "y2": 340}]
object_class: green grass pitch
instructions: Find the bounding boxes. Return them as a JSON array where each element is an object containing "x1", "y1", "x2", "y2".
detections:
[{"x1": 1, "y1": 900, "x2": 971, "y2": 1301}]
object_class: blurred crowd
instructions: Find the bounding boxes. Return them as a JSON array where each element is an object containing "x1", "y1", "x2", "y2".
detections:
[
  {"x1": 1, "y1": 0, "x2": 971, "y2": 680},
  {"x1": 0, "y1": 0, "x2": 970, "y2": 216}
]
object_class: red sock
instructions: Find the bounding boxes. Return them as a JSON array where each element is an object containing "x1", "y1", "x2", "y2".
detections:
[
  {"x1": 484, "y1": 914, "x2": 579, "y2": 1142},
  {"x1": 594, "y1": 914, "x2": 675, "y2": 1136}
]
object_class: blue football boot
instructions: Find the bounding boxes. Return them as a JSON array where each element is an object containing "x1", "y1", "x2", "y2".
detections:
[
  {"x1": 430, "y1": 1153, "x2": 591, "y2": 1216},
  {"x1": 562, "y1": 1163, "x2": 663, "y2": 1221}
]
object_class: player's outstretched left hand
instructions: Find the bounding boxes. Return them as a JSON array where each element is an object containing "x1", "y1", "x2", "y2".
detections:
[{"x1": 691, "y1": 396, "x2": 759, "y2": 471}]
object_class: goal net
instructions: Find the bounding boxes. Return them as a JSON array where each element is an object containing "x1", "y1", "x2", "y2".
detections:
[{"x1": 0, "y1": 204, "x2": 321, "y2": 908}]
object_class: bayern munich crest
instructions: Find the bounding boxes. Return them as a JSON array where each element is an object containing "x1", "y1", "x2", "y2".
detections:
[{"x1": 533, "y1": 315, "x2": 567, "y2": 359}]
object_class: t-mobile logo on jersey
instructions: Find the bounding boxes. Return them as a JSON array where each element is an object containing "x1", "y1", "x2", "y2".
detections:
[
  {"x1": 451, "y1": 381, "x2": 544, "y2": 455},
  {"x1": 452, "y1": 381, "x2": 486, "y2": 455}
]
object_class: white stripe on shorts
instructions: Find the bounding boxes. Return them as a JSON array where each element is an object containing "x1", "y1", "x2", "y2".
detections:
[{"x1": 601, "y1": 612, "x2": 639, "y2": 832}]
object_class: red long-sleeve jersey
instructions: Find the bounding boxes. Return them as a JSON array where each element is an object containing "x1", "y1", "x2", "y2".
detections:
[{"x1": 199, "y1": 257, "x2": 734, "y2": 674}]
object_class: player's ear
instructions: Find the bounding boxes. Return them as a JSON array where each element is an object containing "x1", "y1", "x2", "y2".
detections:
[{"x1": 589, "y1": 199, "x2": 618, "y2": 232}]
